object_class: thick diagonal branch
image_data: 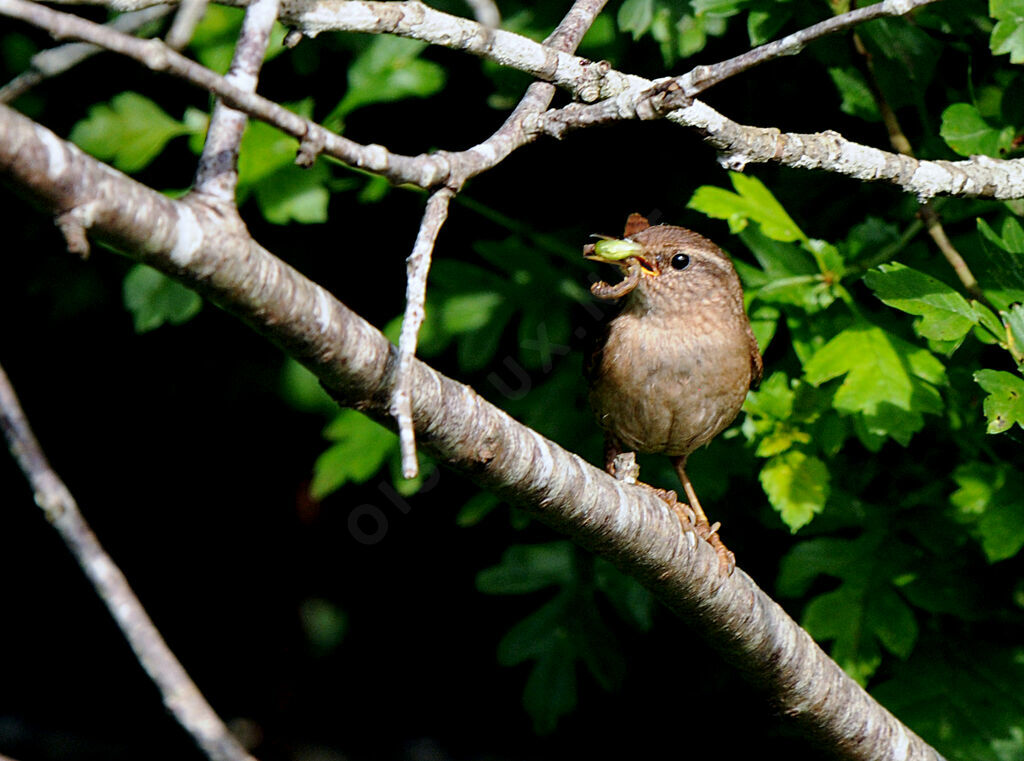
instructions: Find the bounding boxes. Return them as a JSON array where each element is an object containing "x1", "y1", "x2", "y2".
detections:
[{"x1": 0, "y1": 103, "x2": 945, "y2": 761}]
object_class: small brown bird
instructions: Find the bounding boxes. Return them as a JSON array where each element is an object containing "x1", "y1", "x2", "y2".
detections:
[{"x1": 585, "y1": 213, "x2": 763, "y2": 572}]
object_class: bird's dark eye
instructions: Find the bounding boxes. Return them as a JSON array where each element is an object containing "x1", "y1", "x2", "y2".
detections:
[{"x1": 671, "y1": 253, "x2": 690, "y2": 270}]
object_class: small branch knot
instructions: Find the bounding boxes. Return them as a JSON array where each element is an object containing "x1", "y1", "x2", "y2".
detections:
[
  {"x1": 296, "y1": 129, "x2": 325, "y2": 168},
  {"x1": 55, "y1": 204, "x2": 97, "y2": 259}
]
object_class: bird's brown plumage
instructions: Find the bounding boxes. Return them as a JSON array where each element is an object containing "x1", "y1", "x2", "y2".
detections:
[{"x1": 584, "y1": 213, "x2": 762, "y2": 572}]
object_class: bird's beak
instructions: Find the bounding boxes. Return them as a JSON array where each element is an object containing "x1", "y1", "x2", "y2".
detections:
[{"x1": 583, "y1": 238, "x2": 659, "y2": 276}]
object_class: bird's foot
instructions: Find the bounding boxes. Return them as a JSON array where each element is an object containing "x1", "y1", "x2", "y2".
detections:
[
  {"x1": 695, "y1": 520, "x2": 736, "y2": 576},
  {"x1": 662, "y1": 495, "x2": 734, "y2": 576}
]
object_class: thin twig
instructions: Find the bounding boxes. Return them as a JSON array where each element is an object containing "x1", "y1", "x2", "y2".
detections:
[
  {"x1": 165, "y1": 0, "x2": 207, "y2": 49},
  {"x1": 0, "y1": 361, "x2": 258, "y2": 761},
  {"x1": 389, "y1": 0, "x2": 608, "y2": 477},
  {"x1": 0, "y1": 5, "x2": 170, "y2": 103},
  {"x1": 852, "y1": 28, "x2": 984, "y2": 299},
  {"x1": 391, "y1": 187, "x2": 453, "y2": 478},
  {"x1": 192, "y1": 0, "x2": 280, "y2": 200},
  {"x1": 8, "y1": 0, "x2": 1024, "y2": 200},
  {"x1": 0, "y1": 0, "x2": 452, "y2": 188},
  {"x1": 462, "y1": 0, "x2": 499, "y2": 27},
  {"x1": 678, "y1": 0, "x2": 942, "y2": 96}
]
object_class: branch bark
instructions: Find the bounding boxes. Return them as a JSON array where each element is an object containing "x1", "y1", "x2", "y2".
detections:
[
  {"x1": 0, "y1": 359, "x2": 258, "y2": 761},
  {"x1": 9, "y1": 0, "x2": 1020, "y2": 201},
  {"x1": 0, "y1": 101, "x2": 946, "y2": 761}
]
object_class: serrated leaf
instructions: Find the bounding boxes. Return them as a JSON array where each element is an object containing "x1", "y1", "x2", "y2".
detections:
[
  {"x1": 978, "y1": 495, "x2": 1024, "y2": 562},
  {"x1": 253, "y1": 162, "x2": 330, "y2": 224},
  {"x1": 744, "y1": 371, "x2": 795, "y2": 420},
  {"x1": 974, "y1": 369, "x2": 1024, "y2": 433},
  {"x1": 522, "y1": 635, "x2": 577, "y2": 734},
  {"x1": 940, "y1": 103, "x2": 1015, "y2": 157},
  {"x1": 496, "y1": 594, "x2": 568, "y2": 666},
  {"x1": 441, "y1": 291, "x2": 505, "y2": 334},
  {"x1": 828, "y1": 67, "x2": 881, "y2": 121},
  {"x1": 991, "y1": 0, "x2": 1024, "y2": 63},
  {"x1": 747, "y1": 6, "x2": 791, "y2": 46},
  {"x1": 759, "y1": 450, "x2": 829, "y2": 531},
  {"x1": 618, "y1": 0, "x2": 654, "y2": 39},
  {"x1": 1003, "y1": 303, "x2": 1024, "y2": 357},
  {"x1": 951, "y1": 461, "x2": 1004, "y2": 515},
  {"x1": 688, "y1": 173, "x2": 807, "y2": 243},
  {"x1": 858, "y1": 17, "x2": 940, "y2": 110},
  {"x1": 594, "y1": 559, "x2": 654, "y2": 631},
  {"x1": 456, "y1": 491, "x2": 500, "y2": 527},
  {"x1": 803, "y1": 322, "x2": 946, "y2": 445},
  {"x1": 777, "y1": 537, "x2": 858, "y2": 597},
  {"x1": 70, "y1": 92, "x2": 192, "y2": 172},
  {"x1": 476, "y1": 542, "x2": 574, "y2": 595},
  {"x1": 865, "y1": 263, "x2": 977, "y2": 342},
  {"x1": 803, "y1": 586, "x2": 882, "y2": 684},
  {"x1": 189, "y1": 4, "x2": 286, "y2": 74},
  {"x1": 873, "y1": 638, "x2": 1024, "y2": 760},
  {"x1": 311, "y1": 410, "x2": 397, "y2": 499},
  {"x1": 976, "y1": 217, "x2": 1024, "y2": 310},
  {"x1": 122, "y1": 264, "x2": 202, "y2": 333},
  {"x1": 326, "y1": 36, "x2": 445, "y2": 128},
  {"x1": 867, "y1": 586, "x2": 919, "y2": 659}
]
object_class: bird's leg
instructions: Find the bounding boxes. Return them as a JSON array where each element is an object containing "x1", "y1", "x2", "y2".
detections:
[{"x1": 673, "y1": 456, "x2": 735, "y2": 575}]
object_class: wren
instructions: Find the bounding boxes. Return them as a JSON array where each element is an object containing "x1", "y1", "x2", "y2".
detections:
[{"x1": 584, "y1": 213, "x2": 763, "y2": 573}]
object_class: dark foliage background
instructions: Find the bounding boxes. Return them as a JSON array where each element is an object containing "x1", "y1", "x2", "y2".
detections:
[{"x1": 3, "y1": 1, "x2": 1024, "y2": 760}]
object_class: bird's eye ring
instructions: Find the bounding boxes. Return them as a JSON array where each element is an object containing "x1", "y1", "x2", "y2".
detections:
[{"x1": 671, "y1": 253, "x2": 690, "y2": 270}]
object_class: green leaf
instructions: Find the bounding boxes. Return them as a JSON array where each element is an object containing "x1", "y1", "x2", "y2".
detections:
[
  {"x1": 325, "y1": 36, "x2": 445, "y2": 129},
  {"x1": 991, "y1": 0, "x2": 1024, "y2": 63},
  {"x1": 122, "y1": 264, "x2": 202, "y2": 333},
  {"x1": 976, "y1": 217, "x2": 1024, "y2": 310},
  {"x1": 456, "y1": 491, "x2": 500, "y2": 527},
  {"x1": 803, "y1": 586, "x2": 882, "y2": 684},
  {"x1": 744, "y1": 371, "x2": 795, "y2": 420},
  {"x1": 188, "y1": 4, "x2": 286, "y2": 74},
  {"x1": 691, "y1": 0, "x2": 749, "y2": 16},
  {"x1": 496, "y1": 594, "x2": 568, "y2": 666},
  {"x1": 476, "y1": 542, "x2": 575, "y2": 595},
  {"x1": 441, "y1": 291, "x2": 505, "y2": 334},
  {"x1": 594, "y1": 559, "x2": 654, "y2": 631},
  {"x1": 867, "y1": 586, "x2": 919, "y2": 659},
  {"x1": 747, "y1": 5, "x2": 791, "y2": 46},
  {"x1": 253, "y1": 162, "x2": 330, "y2": 224},
  {"x1": 70, "y1": 92, "x2": 192, "y2": 172},
  {"x1": 617, "y1": 0, "x2": 654, "y2": 39},
  {"x1": 1003, "y1": 302, "x2": 1024, "y2": 357},
  {"x1": 978, "y1": 493, "x2": 1024, "y2": 562},
  {"x1": 873, "y1": 638, "x2": 1024, "y2": 760},
  {"x1": 759, "y1": 450, "x2": 829, "y2": 531},
  {"x1": 310, "y1": 410, "x2": 397, "y2": 499},
  {"x1": 803, "y1": 321, "x2": 946, "y2": 445},
  {"x1": 688, "y1": 173, "x2": 807, "y2": 243},
  {"x1": 279, "y1": 358, "x2": 336, "y2": 415},
  {"x1": 858, "y1": 17, "x2": 940, "y2": 110},
  {"x1": 974, "y1": 369, "x2": 1024, "y2": 433},
  {"x1": 864, "y1": 263, "x2": 978, "y2": 342},
  {"x1": 777, "y1": 537, "x2": 858, "y2": 597},
  {"x1": 299, "y1": 598, "x2": 347, "y2": 656},
  {"x1": 522, "y1": 634, "x2": 577, "y2": 734},
  {"x1": 828, "y1": 67, "x2": 881, "y2": 121},
  {"x1": 940, "y1": 103, "x2": 1015, "y2": 157}
]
